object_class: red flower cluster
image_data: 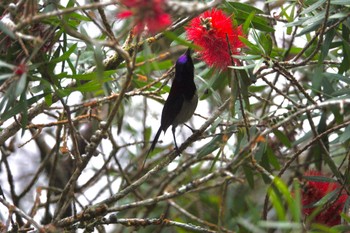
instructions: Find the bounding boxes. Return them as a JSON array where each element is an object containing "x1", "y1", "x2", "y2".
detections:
[
  {"x1": 185, "y1": 9, "x2": 244, "y2": 70},
  {"x1": 302, "y1": 170, "x2": 348, "y2": 226},
  {"x1": 117, "y1": 0, "x2": 171, "y2": 35}
]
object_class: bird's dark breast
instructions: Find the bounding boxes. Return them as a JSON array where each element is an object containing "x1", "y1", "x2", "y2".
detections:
[
  {"x1": 160, "y1": 82, "x2": 197, "y2": 130},
  {"x1": 172, "y1": 92, "x2": 198, "y2": 127},
  {"x1": 183, "y1": 83, "x2": 196, "y2": 100}
]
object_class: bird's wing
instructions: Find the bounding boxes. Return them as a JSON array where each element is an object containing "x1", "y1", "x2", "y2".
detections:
[{"x1": 160, "y1": 92, "x2": 184, "y2": 131}]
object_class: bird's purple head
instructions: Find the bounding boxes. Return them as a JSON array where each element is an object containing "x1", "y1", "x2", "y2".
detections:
[{"x1": 177, "y1": 54, "x2": 188, "y2": 64}]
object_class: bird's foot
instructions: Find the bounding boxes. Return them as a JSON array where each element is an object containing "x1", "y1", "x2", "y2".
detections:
[
  {"x1": 174, "y1": 145, "x2": 181, "y2": 156},
  {"x1": 184, "y1": 124, "x2": 197, "y2": 133}
]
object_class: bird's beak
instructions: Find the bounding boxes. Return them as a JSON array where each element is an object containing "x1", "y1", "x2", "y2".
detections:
[{"x1": 186, "y1": 48, "x2": 191, "y2": 56}]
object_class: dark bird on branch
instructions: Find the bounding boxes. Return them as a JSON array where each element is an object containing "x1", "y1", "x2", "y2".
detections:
[{"x1": 144, "y1": 48, "x2": 197, "y2": 167}]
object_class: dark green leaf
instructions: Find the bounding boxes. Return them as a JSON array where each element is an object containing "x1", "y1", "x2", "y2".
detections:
[
  {"x1": 243, "y1": 165, "x2": 255, "y2": 188},
  {"x1": 340, "y1": 18, "x2": 350, "y2": 73},
  {"x1": 239, "y1": 37, "x2": 261, "y2": 55},
  {"x1": 323, "y1": 72, "x2": 350, "y2": 85},
  {"x1": 273, "y1": 129, "x2": 292, "y2": 148},
  {"x1": 254, "y1": 141, "x2": 266, "y2": 162},
  {"x1": 300, "y1": 0, "x2": 326, "y2": 15},
  {"x1": 339, "y1": 125, "x2": 350, "y2": 143},
  {"x1": 1, "y1": 93, "x2": 46, "y2": 121},
  {"x1": 311, "y1": 65, "x2": 324, "y2": 92},
  {"x1": 197, "y1": 134, "x2": 223, "y2": 158},
  {"x1": 249, "y1": 85, "x2": 267, "y2": 92},
  {"x1": 50, "y1": 43, "x2": 77, "y2": 64},
  {"x1": 266, "y1": 146, "x2": 281, "y2": 170},
  {"x1": 259, "y1": 33, "x2": 273, "y2": 56},
  {"x1": 225, "y1": 2, "x2": 274, "y2": 32},
  {"x1": 20, "y1": 91, "x2": 28, "y2": 136}
]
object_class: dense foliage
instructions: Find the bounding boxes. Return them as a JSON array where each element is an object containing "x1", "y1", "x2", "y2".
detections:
[{"x1": 1, "y1": 0, "x2": 350, "y2": 232}]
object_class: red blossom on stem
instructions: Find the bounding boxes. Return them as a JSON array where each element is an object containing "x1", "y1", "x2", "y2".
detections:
[
  {"x1": 116, "y1": 0, "x2": 171, "y2": 35},
  {"x1": 302, "y1": 170, "x2": 348, "y2": 226},
  {"x1": 185, "y1": 9, "x2": 244, "y2": 70},
  {"x1": 14, "y1": 63, "x2": 28, "y2": 75}
]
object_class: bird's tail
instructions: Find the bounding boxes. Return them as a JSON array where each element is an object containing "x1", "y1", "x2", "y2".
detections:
[{"x1": 141, "y1": 127, "x2": 162, "y2": 170}]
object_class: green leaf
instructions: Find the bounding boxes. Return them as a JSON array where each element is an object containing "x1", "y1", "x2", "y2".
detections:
[
  {"x1": 258, "y1": 221, "x2": 302, "y2": 230},
  {"x1": 237, "y1": 69, "x2": 251, "y2": 111},
  {"x1": 259, "y1": 33, "x2": 273, "y2": 56},
  {"x1": 209, "y1": 148, "x2": 222, "y2": 171},
  {"x1": 225, "y1": 2, "x2": 274, "y2": 32},
  {"x1": 68, "y1": 12, "x2": 90, "y2": 22},
  {"x1": 15, "y1": 74, "x2": 27, "y2": 97},
  {"x1": 198, "y1": 125, "x2": 235, "y2": 158},
  {"x1": 243, "y1": 164, "x2": 255, "y2": 188},
  {"x1": 339, "y1": 125, "x2": 350, "y2": 143},
  {"x1": 94, "y1": 44, "x2": 105, "y2": 83},
  {"x1": 50, "y1": 43, "x2": 77, "y2": 64},
  {"x1": 67, "y1": 70, "x2": 116, "y2": 80},
  {"x1": 340, "y1": 18, "x2": 350, "y2": 73},
  {"x1": 249, "y1": 85, "x2": 267, "y2": 93},
  {"x1": 231, "y1": 54, "x2": 261, "y2": 60},
  {"x1": 312, "y1": 189, "x2": 341, "y2": 208},
  {"x1": 303, "y1": 174, "x2": 336, "y2": 183},
  {"x1": 311, "y1": 65, "x2": 324, "y2": 92},
  {"x1": 197, "y1": 134, "x2": 224, "y2": 158},
  {"x1": 268, "y1": 185, "x2": 286, "y2": 221},
  {"x1": 329, "y1": 12, "x2": 350, "y2": 20},
  {"x1": 243, "y1": 10, "x2": 256, "y2": 34},
  {"x1": 300, "y1": 0, "x2": 326, "y2": 15},
  {"x1": 330, "y1": 0, "x2": 350, "y2": 5},
  {"x1": 228, "y1": 63, "x2": 256, "y2": 70},
  {"x1": 238, "y1": 37, "x2": 261, "y2": 54},
  {"x1": 323, "y1": 72, "x2": 350, "y2": 85},
  {"x1": 236, "y1": 218, "x2": 265, "y2": 233},
  {"x1": 226, "y1": 1, "x2": 264, "y2": 14},
  {"x1": 20, "y1": 91, "x2": 28, "y2": 136},
  {"x1": 164, "y1": 31, "x2": 201, "y2": 50},
  {"x1": 291, "y1": 179, "x2": 302, "y2": 223},
  {"x1": 284, "y1": 16, "x2": 309, "y2": 28},
  {"x1": 297, "y1": 13, "x2": 325, "y2": 36},
  {"x1": 266, "y1": 146, "x2": 281, "y2": 170},
  {"x1": 44, "y1": 93, "x2": 53, "y2": 106},
  {"x1": 69, "y1": 77, "x2": 113, "y2": 93},
  {"x1": 195, "y1": 72, "x2": 223, "y2": 102},
  {"x1": 273, "y1": 129, "x2": 292, "y2": 148},
  {"x1": 268, "y1": 177, "x2": 300, "y2": 221},
  {"x1": 254, "y1": 142, "x2": 266, "y2": 162},
  {"x1": 1, "y1": 93, "x2": 46, "y2": 121}
]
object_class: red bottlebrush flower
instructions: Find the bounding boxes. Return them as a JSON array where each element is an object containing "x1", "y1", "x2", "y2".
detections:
[
  {"x1": 302, "y1": 170, "x2": 348, "y2": 226},
  {"x1": 116, "y1": 0, "x2": 171, "y2": 35},
  {"x1": 185, "y1": 9, "x2": 244, "y2": 70},
  {"x1": 14, "y1": 63, "x2": 27, "y2": 75}
]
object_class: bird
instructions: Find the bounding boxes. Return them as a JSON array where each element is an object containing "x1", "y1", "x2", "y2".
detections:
[{"x1": 144, "y1": 48, "x2": 197, "y2": 166}]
